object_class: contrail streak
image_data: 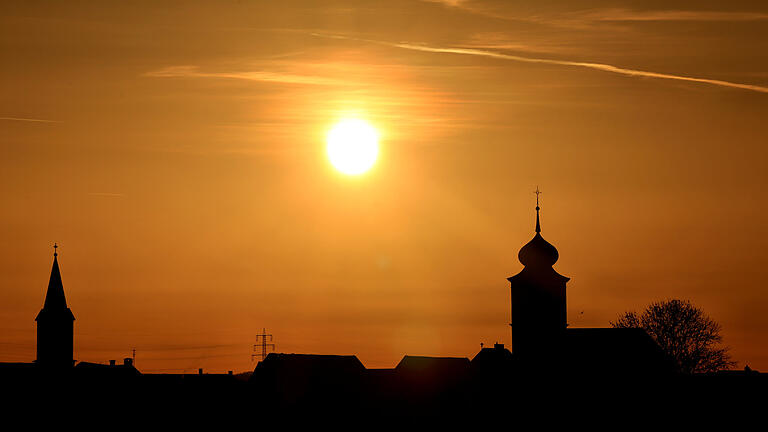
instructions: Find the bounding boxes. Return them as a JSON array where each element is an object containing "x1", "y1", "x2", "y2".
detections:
[
  {"x1": 88, "y1": 192, "x2": 124, "y2": 197},
  {"x1": 145, "y1": 65, "x2": 348, "y2": 86},
  {"x1": 0, "y1": 116, "x2": 62, "y2": 123},
  {"x1": 314, "y1": 34, "x2": 768, "y2": 94}
]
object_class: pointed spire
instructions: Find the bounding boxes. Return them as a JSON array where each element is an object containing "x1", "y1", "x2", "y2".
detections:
[
  {"x1": 43, "y1": 243, "x2": 68, "y2": 310},
  {"x1": 534, "y1": 187, "x2": 541, "y2": 233}
]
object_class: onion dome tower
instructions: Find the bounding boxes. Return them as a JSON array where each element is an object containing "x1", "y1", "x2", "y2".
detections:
[
  {"x1": 508, "y1": 190, "x2": 569, "y2": 359},
  {"x1": 35, "y1": 244, "x2": 75, "y2": 368}
]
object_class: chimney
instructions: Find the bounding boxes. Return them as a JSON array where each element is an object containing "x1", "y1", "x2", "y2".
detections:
[
  {"x1": 123, "y1": 358, "x2": 133, "y2": 367},
  {"x1": 198, "y1": 368, "x2": 203, "y2": 375},
  {"x1": 109, "y1": 360, "x2": 116, "y2": 366},
  {"x1": 228, "y1": 370, "x2": 233, "y2": 375},
  {"x1": 494, "y1": 343, "x2": 504, "y2": 350}
]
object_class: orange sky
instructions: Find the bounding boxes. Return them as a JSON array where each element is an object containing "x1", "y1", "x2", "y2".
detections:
[{"x1": 2, "y1": 1, "x2": 768, "y2": 373}]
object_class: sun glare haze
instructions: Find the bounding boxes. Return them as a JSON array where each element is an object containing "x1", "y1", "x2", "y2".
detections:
[{"x1": 326, "y1": 118, "x2": 380, "y2": 175}]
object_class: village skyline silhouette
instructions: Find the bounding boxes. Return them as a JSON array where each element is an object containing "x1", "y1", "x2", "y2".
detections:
[
  {"x1": 2, "y1": 195, "x2": 764, "y2": 420},
  {"x1": 3, "y1": 1, "x2": 768, "y2": 422}
]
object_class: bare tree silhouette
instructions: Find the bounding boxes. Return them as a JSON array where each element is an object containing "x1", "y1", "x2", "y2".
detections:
[{"x1": 611, "y1": 299, "x2": 736, "y2": 373}]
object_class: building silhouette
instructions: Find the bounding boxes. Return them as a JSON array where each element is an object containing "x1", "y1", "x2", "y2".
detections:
[
  {"x1": 34, "y1": 244, "x2": 75, "y2": 369},
  {"x1": 508, "y1": 190, "x2": 568, "y2": 358},
  {"x1": 507, "y1": 197, "x2": 675, "y2": 375},
  {"x1": 1, "y1": 202, "x2": 765, "y2": 419}
]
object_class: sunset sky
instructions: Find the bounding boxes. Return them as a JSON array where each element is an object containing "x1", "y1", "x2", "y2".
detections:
[{"x1": 2, "y1": 1, "x2": 768, "y2": 373}]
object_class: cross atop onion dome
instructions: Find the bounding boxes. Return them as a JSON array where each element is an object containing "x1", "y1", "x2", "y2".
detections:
[{"x1": 518, "y1": 188, "x2": 559, "y2": 268}]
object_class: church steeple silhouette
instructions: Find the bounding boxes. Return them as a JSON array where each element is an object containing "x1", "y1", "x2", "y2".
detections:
[
  {"x1": 508, "y1": 190, "x2": 569, "y2": 358},
  {"x1": 35, "y1": 244, "x2": 75, "y2": 368}
]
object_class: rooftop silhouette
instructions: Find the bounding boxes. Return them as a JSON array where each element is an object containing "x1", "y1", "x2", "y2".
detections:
[{"x1": 1, "y1": 200, "x2": 764, "y2": 420}]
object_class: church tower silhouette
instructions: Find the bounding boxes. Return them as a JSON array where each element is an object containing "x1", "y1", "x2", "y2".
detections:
[
  {"x1": 508, "y1": 190, "x2": 569, "y2": 358},
  {"x1": 35, "y1": 244, "x2": 75, "y2": 368}
]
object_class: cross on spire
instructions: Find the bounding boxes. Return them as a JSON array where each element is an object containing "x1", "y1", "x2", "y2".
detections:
[{"x1": 53, "y1": 243, "x2": 58, "y2": 257}]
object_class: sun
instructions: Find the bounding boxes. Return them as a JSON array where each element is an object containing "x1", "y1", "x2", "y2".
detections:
[{"x1": 326, "y1": 118, "x2": 379, "y2": 175}]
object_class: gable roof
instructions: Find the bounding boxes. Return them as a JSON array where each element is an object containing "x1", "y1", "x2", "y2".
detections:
[
  {"x1": 562, "y1": 328, "x2": 676, "y2": 373},
  {"x1": 255, "y1": 353, "x2": 366, "y2": 375},
  {"x1": 74, "y1": 361, "x2": 141, "y2": 377},
  {"x1": 395, "y1": 356, "x2": 470, "y2": 375},
  {"x1": 471, "y1": 345, "x2": 514, "y2": 367}
]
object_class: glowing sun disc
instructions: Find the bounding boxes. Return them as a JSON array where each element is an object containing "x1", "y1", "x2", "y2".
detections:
[{"x1": 326, "y1": 118, "x2": 379, "y2": 175}]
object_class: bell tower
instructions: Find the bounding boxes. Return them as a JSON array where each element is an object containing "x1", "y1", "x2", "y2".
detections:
[
  {"x1": 508, "y1": 189, "x2": 569, "y2": 359},
  {"x1": 35, "y1": 244, "x2": 75, "y2": 368}
]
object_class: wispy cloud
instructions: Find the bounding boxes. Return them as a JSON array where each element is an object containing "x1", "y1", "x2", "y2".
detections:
[
  {"x1": 424, "y1": 2, "x2": 768, "y2": 27},
  {"x1": 0, "y1": 116, "x2": 61, "y2": 123},
  {"x1": 133, "y1": 343, "x2": 243, "y2": 352},
  {"x1": 88, "y1": 192, "x2": 124, "y2": 197},
  {"x1": 574, "y1": 9, "x2": 768, "y2": 22},
  {"x1": 144, "y1": 65, "x2": 350, "y2": 86},
  {"x1": 423, "y1": 0, "x2": 466, "y2": 6},
  {"x1": 316, "y1": 34, "x2": 768, "y2": 94}
]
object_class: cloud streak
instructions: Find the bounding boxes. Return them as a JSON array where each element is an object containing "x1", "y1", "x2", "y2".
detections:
[
  {"x1": 426, "y1": 2, "x2": 768, "y2": 24},
  {"x1": 0, "y1": 116, "x2": 61, "y2": 123},
  {"x1": 88, "y1": 192, "x2": 124, "y2": 197},
  {"x1": 316, "y1": 34, "x2": 768, "y2": 94},
  {"x1": 144, "y1": 65, "x2": 350, "y2": 86},
  {"x1": 572, "y1": 9, "x2": 768, "y2": 22}
]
